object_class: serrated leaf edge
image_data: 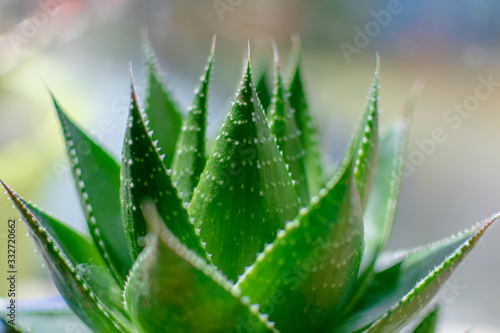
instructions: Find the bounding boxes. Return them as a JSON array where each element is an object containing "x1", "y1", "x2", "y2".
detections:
[
  {"x1": 366, "y1": 212, "x2": 500, "y2": 332},
  {"x1": 53, "y1": 99, "x2": 122, "y2": 284},
  {"x1": 1, "y1": 181, "x2": 131, "y2": 333}
]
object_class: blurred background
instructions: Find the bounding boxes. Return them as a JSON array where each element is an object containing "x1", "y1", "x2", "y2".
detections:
[{"x1": 0, "y1": 0, "x2": 499, "y2": 331}]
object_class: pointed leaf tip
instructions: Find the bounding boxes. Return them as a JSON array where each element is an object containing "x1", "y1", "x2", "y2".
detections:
[
  {"x1": 142, "y1": 39, "x2": 183, "y2": 169},
  {"x1": 171, "y1": 41, "x2": 215, "y2": 202},
  {"x1": 120, "y1": 87, "x2": 208, "y2": 263},
  {"x1": 335, "y1": 213, "x2": 499, "y2": 333},
  {"x1": 189, "y1": 58, "x2": 299, "y2": 281}
]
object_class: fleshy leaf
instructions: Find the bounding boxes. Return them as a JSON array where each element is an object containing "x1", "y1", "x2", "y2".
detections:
[
  {"x1": 189, "y1": 56, "x2": 299, "y2": 281},
  {"x1": 256, "y1": 65, "x2": 271, "y2": 112},
  {"x1": 52, "y1": 95, "x2": 133, "y2": 284},
  {"x1": 287, "y1": 34, "x2": 322, "y2": 196},
  {"x1": 171, "y1": 36, "x2": 215, "y2": 203},
  {"x1": 1, "y1": 183, "x2": 132, "y2": 333},
  {"x1": 352, "y1": 60, "x2": 379, "y2": 210},
  {"x1": 0, "y1": 298, "x2": 92, "y2": 333},
  {"x1": 343, "y1": 85, "x2": 421, "y2": 318},
  {"x1": 361, "y1": 105, "x2": 411, "y2": 272},
  {"x1": 124, "y1": 202, "x2": 277, "y2": 333},
  {"x1": 142, "y1": 35, "x2": 183, "y2": 168},
  {"x1": 268, "y1": 43, "x2": 310, "y2": 205},
  {"x1": 120, "y1": 81, "x2": 208, "y2": 263},
  {"x1": 412, "y1": 306, "x2": 439, "y2": 333},
  {"x1": 334, "y1": 213, "x2": 498, "y2": 332},
  {"x1": 235, "y1": 160, "x2": 363, "y2": 333}
]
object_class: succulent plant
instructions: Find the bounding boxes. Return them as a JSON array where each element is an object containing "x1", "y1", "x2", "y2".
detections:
[{"x1": 1, "y1": 36, "x2": 497, "y2": 333}]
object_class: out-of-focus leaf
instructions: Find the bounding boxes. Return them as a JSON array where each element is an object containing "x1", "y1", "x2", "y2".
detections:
[
  {"x1": 236, "y1": 159, "x2": 363, "y2": 333},
  {"x1": 256, "y1": 65, "x2": 271, "y2": 112},
  {"x1": 52, "y1": 94, "x2": 133, "y2": 284},
  {"x1": 171, "y1": 36, "x2": 215, "y2": 203},
  {"x1": 1, "y1": 182, "x2": 132, "y2": 333},
  {"x1": 287, "y1": 34, "x2": 322, "y2": 196},
  {"x1": 268, "y1": 43, "x2": 309, "y2": 205},
  {"x1": 124, "y1": 202, "x2": 277, "y2": 333},
  {"x1": 189, "y1": 57, "x2": 299, "y2": 282},
  {"x1": 142, "y1": 36, "x2": 183, "y2": 169},
  {"x1": 120, "y1": 82, "x2": 208, "y2": 262},
  {"x1": 334, "y1": 214, "x2": 498, "y2": 332},
  {"x1": 412, "y1": 306, "x2": 439, "y2": 333}
]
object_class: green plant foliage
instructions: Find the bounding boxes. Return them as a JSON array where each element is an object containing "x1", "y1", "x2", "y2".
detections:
[
  {"x1": 142, "y1": 35, "x2": 183, "y2": 169},
  {"x1": 1, "y1": 38, "x2": 497, "y2": 333},
  {"x1": 412, "y1": 306, "x2": 439, "y2": 333}
]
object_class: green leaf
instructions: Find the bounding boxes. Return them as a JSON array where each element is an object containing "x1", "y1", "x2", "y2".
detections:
[
  {"x1": 268, "y1": 43, "x2": 310, "y2": 205},
  {"x1": 142, "y1": 35, "x2": 183, "y2": 168},
  {"x1": 287, "y1": 34, "x2": 322, "y2": 196},
  {"x1": 124, "y1": 202, "x2": 277, "y2": 333},
  {"x1": 171, "y1": 37, "x2": 215, "y2": 203},
  {"x1": 235, "y1": 160, "x2": 363, "y2": 333},
  {"x1": 361, "y1": 108, "x2": 411, "y2": 271},
  {"x1": 52, "y1": 95, "x2": 133, "y2": 285},
  {"x1": 188, "y1": 57, "x2": 299, "y2": 282},
  {"x1": 1, "y1": 182, "x2": 132, "y2": 333},
  {"x1": 334, "y1": 213, "x2": 498, "y2": 332},
  {"x1": 256, "y1": 65, "x2": 271, "y2": 112},
  {"x1": 0, "y1": 298, "x2": 92, "y2": 333},
  {"x1": 412, "y1": 306, "x2": 439, "y2": 333},
  {"x1": 120, "y1": 82, "x2": 208, "y2": 262},
  {"x1": 352, "y1": 61, "x2": 379, "y2": 210},
  {"x1": 343, "y1": 84, "x2": 421, "y2": 318}
]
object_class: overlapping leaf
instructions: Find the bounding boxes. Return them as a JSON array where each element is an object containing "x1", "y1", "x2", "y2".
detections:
[
  {"x1": 412, "y1": 306, "x2": 439, "y2": 333},
  {"x1": 256, "y1": 65, "x2": 271, "y2": 112},
  {"x1": 124, "y1": 202, "x2": 277, "y2": 333},
  {"x1": 189, "y1": 58, "x2": 299, "y2": 281},
  {"x1": 334, "y1": 214, "x2": 498, "y2": 332},
  {"x1": 142, "y1": 37, "x2": 183, "y2": 169},
  {"x1": 171, "y1": 37, "x2": 215, "y2": 203},
  {"x1": 1, "y1": 182, "x2": 132, "y2": 333},
  {"x1": 235, "y1": 159, "x2": 363, "y2": 333},
  {"x1": 268, "y1": 44, "x2": 309, "y2": 205},
  {"x1": 287, "y1": 35, "x2": 323, "y2": 196},
  {"x1": 120, "y1": 82, "x2": 208, "y2": 262},
  {"x1": 52, "y1": 95, "x2": 132, "y2": 284},
  {"x1": 361, "y1": 107, "x2": 411, "y2": 273}
]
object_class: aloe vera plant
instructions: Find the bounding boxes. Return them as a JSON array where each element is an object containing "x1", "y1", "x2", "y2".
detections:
[{"x1": 1, "y1": 36, "x2": 497, "y2": 333}]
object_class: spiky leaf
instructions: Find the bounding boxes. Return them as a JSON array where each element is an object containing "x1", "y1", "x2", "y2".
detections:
[
  {"x1": 189, "y1": 58, "x2": 299, "y2": 282},
  {"x1": 334, "y1": 214, "x2": 498, "y2": 332},
  {"x1": 341, "y1": 101, "x2": 414, "y2": 318},
  {"x1": 352, "y1": 66, "x2": 379, "y2": 210},
  {"x1": 2, "y1": 183, "x2": 132, "y2": 333},
  {"x1": 120, "y1": 83, "x2": 208, "y2": 262},
  {"x1": 171, "y1": 37, "x2": 215, "y2": 203},
  {"x1": 52, "y1": 95, "x2": 133, "y2": 284},
  {"x1": 268, "y1": 44, "x2": 309, "y2": 205},
  {"x1": 412, "y1": 306, "x2": 439, "y2": 333},
  {"x1": 236, "y1": 160, "x2": 363, "y2": 333},
  {"x1": 287, "y1": 35, "x2": 322, "y2": 196},
  {"x1": 142, "y1": 38, "x2": 183, "y2": 168},
  {"x1": 124, "y1": 202, "x2": 277, "y2": 333},
  {"x1": 361, "y1": 108, "x2": 411, "y2": 272}
]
